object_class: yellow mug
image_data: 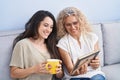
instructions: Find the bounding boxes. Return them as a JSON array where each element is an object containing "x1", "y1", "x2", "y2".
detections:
[{"x1": 46, "y1": 59, "x2": 60, "y2": 74}]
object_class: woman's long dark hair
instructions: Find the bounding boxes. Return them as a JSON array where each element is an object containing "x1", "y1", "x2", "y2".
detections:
[{"x1": 13, "y1": 10, "x2": 60, "y2": 59}]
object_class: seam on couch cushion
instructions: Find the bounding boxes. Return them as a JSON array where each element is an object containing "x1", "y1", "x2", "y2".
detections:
[{"x1": 0, "y1": 29, "x2": 24, "y2": 37}]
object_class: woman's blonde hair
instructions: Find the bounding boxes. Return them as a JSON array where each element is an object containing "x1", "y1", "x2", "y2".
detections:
[{"x1": 56, "y1": 7, "x2": 92, "y2": 40}]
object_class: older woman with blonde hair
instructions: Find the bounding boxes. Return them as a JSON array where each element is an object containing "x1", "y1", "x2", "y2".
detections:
[{"x1": 56, "y1": 7, "x2": 105, "y2": 80}]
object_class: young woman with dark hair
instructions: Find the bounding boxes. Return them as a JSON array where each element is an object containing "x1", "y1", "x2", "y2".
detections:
[{"x1": 10, "y1": 10, "x2": 63, "y2": 80}]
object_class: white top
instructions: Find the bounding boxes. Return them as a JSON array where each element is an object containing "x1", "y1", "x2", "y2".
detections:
[{"x1": 57, "y1": 32, "x2": 105, "y2": 80}]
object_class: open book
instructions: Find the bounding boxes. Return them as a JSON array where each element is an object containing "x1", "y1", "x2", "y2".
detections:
[{"x1": 71, "y1": 50, "x2": 100, "y2": 74}]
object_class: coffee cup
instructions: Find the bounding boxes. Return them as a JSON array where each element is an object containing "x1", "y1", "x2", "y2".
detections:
[{"x1": 46, "y1": 59, "x2": 60, "y2": 74}]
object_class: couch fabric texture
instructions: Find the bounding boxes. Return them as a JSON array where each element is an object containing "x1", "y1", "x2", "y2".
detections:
[{"x1": 0, "y1": 22, "x2": 120, "y2": 80}]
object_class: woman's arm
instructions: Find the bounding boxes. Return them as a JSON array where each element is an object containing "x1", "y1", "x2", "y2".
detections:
[
  {"x1": 94, "y1": 41, "x2": 100, "y2": 51},
  {"x1": 55, "y1": 69, "x2": 64, "y2": 78},
  {"x1": 90, "y1": 41, "x2": 100, "y2": 69},
  {"x1": 10, "y1": 62, "x2": 49, "y2": 78},
  {"x1": 55, "y1": 60, "x2": 64, "y2": 78},
  {"x1": 58, "y1": 47, "x2": 88, "y2": 76},
  {"x1": 58, "y1": 48, "x2": 74, "y2": 74},
  {"x1": 10, "y1": 66, "x2": 35, "y2": 78},
  {"x1": 58, "y1": 47, "x2": 84, "y2": 76}
]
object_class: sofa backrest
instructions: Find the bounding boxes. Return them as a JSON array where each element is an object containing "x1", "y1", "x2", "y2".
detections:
[
  {"x1": 102, "y1": 22, "x2": 120, "y2": 65},
  {"x1": 0, "y1": 30, "x2": 23, "y2": 80}
]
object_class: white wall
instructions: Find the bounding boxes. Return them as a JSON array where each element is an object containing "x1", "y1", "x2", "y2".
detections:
[{"x1": 0, "y1": 0, "x2": 120, "y2": 31}]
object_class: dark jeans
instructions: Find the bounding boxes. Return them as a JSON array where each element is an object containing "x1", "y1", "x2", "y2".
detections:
[{"x1": 70, "y1": 74, "x2": 105, "y2": 80}]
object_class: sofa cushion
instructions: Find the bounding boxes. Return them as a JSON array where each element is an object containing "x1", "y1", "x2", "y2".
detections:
[
  {"x1": 102, "y1": 22, "x2": 120, "y2": 65},
  {"x1": 0, "y1": 29, "x2": 23, "y2": 80},
  {"x1": 102, "y1": 63, "x2": 120, "y2": 80},
  {"x1": 92, "y1": 23, "x2": 104, "y2": 66}
]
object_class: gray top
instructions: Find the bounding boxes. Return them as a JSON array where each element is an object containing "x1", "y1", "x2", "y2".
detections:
[{"x1": 10, "y1": 38, "x2": 52, "y2": 80}]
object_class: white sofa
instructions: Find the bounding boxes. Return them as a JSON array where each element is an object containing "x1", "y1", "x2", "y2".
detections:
[
  {"x1": 92, "y1": 22, "x2": 120, "y2": 80},
  {"x1": 0, "y1": 21, "x2": 120, "y2": 80}
]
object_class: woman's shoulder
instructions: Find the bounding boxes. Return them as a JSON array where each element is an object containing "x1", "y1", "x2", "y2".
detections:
[
  {"x1": 85, "y1": 32, "x2": 98, "y2": 38},
  {"x1": 85, "y1": 32, "x2": 98, "y2": 42},
  {"x1": 58, "y1": 34, "x2": 68, "y2": 42},
  {"x1": 57, "y1": 34, "x2": 70, "y2": 47},
  {"x1": 86, "y1": 32, "x2": 97, "y2": 36},
  {"x1": 15, "y1": 38, "x2": 29, "y2": 47}
]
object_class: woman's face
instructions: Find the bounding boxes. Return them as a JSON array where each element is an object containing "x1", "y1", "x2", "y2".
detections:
[
  {"x1": 64, "y1": 15, "x2": 80, "y2": 37},
  {"x1": 38, "y1": 17, "x2": 53, "y2": 39}
]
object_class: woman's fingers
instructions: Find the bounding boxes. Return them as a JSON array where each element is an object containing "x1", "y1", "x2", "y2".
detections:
[
  {"x1": 56, "y1": 63, "x2": 62, "y2": 73},
  {"x1": 90, "y1": 57, "x2": 100, "y2": 69},
  {"x1": 79, "y1": 63, "x2": 88, "y2": 74},
  {"x1": 34, "y1": 62, "x2": 50, "y2": 74}
]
